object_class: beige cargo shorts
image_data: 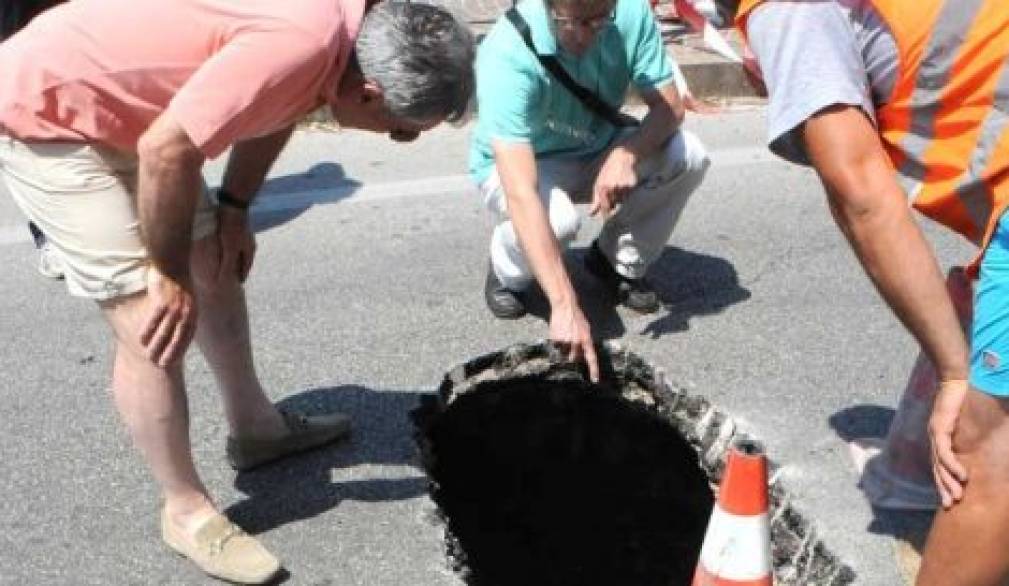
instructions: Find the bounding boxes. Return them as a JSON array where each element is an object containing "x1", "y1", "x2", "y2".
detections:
[{"x1": 0, "y1": 135, "x2": 217, "y2": 300}]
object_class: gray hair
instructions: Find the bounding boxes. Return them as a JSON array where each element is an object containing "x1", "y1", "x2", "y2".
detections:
[{"x1": 355, "y1": 2, "x2": 475, "y2": 124}]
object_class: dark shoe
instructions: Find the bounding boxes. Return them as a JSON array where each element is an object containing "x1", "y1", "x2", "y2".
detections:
[
  {"x1": 226, "y1": 410, "x2": 351, "y2": 471},
  {"x1": 484, "y1": 264, "x2": 527, "y2": 319},
  {"x1": 584, "y1": 241, "x2": 661, "y2": 314},
  {"x1": 28, "y1": 222, "x2": 65, "y2": 280}
]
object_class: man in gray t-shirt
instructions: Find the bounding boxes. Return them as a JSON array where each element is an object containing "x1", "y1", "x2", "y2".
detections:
[{"x1": 745, "y1": 1, "x2": 1009, "y2": 583}]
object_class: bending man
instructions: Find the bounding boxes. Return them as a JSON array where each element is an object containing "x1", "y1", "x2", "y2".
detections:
[
  {"x1": 0, "y1": 0, "x2": 473, "y2": 582},
  {"x1": 736, "y1": 0, "x2": 1009, "y2": 583}
]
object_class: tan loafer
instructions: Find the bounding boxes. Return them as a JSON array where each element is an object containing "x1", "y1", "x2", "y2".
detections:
[
  {"x1": 162, "y1": 509, "x2": 281, "y2": 585},
  {"x1": 226, "y1": 410, "x2": 352, "y2": 471}
]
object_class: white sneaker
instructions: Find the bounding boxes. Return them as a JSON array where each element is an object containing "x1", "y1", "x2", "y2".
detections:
[{"x1": 37, "y1": 241, "x2": 65, "y2": 280}]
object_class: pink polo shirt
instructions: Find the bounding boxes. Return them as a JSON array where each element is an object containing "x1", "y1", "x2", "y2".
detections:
[{"x1": 0, "y1": 0, "x2": 365, "y2": 158}]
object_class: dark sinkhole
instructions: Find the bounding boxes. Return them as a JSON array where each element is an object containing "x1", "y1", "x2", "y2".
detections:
[
  {"x1": 415, "y1": 343, "x2": 857, "y2": 586},
  {"x1": 417, "y1": 379, "x2": 712, "y2": 585}
]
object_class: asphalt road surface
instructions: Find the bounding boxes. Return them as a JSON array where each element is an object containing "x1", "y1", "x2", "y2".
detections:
[{"x1": 0, "y1": 108, "x2": 971, "y2": 584}]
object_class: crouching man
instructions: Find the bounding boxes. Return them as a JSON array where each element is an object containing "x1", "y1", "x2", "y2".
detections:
[{"x1": 470, "y1": 0, "x2": 709, "y2": 380}]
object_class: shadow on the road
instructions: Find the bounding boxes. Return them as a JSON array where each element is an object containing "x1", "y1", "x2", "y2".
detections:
[
  {"x1": 521, "y1": 247, "x2": 625, "y2": 339},
  {"x1": 638, "y1": 245, "x2": 751, "y2": 338},
  {"x1": 523, "y1": 245, "x2": 750, "y2": 340},
  {"x1": 867, "y1": 505, "x2": 933, "y2": 584},
  {"x1": 225, "y1": 384, "x2": 428, "y2": 535},
  {"x1": 828, "y1": 404, "x2": 895, "y2": 443},
  {"x1": 248, "y1": 162, "x2": 362, "y2": 234},
  {"x1": 828, "y1": 404, "x2": 933, "y2": 584}
]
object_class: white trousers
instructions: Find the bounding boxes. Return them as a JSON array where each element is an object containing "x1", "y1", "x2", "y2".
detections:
[{"x1": 481, "y1": 129, "x2": 710, "y2": 291}]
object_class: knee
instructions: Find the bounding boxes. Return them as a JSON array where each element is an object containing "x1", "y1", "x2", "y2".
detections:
[
  {"x1": 552, "y1": 213, "x2": 581, "y2": 244},
  {"x1": 100, "y1": 292, "x2": 187, "y2": 373},
  {"x1": 639, "y1": 131, "x2": 709, "y2": 194},
  {"x1": 667, "y1": 130, "x2": 710, "y2": 177},
  {"x1": 548, "y1": 192, "x2": 581, "y2": 243}
]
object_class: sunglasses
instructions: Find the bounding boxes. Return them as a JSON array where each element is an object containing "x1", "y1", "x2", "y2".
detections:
[{"x1": 550, "y1": 9, "x2": 614, "y2": 32}]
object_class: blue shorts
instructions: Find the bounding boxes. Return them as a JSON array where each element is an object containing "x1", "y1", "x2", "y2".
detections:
[{"x1": 971, "y1": 212, "x2": 1009, "y2": 396}]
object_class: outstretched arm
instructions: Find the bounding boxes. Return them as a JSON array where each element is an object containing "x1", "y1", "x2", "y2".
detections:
[
  {"x1": 802, "y1": 104, "x2": 970, "y2": 506},
  {"x1": 494, "y1": 140, "x2": 600, "y2": 382}
]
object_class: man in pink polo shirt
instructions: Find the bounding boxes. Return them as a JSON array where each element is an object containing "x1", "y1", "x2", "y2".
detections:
[{"x1": 0, "y1": 0, "x2": 474, "y2": 582}]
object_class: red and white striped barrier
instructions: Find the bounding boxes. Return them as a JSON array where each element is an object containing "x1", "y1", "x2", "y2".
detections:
[
  {"x1": 692, "y1": 440, "x2": 773, "y2": 586},
  {"x1": 671, "y1": 0, "x2": 741, "y2": 63},
  {"x1": 667, "y1": 0, "x2": 768, "y2": 104}
]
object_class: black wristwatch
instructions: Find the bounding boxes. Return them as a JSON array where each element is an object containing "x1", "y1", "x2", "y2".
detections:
[{"x1": 216, "y1": 188, "x2": 251, "y2": 211}]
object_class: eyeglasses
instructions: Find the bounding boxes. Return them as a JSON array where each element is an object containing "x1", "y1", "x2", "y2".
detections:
[{"x1": 550, "y1": 9, "x2": 614, "y2": 32}]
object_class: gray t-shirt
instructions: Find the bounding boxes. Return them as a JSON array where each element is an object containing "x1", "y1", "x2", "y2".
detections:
[{"x1": 746, "y1": 0, "x2": 898, "y2": 165}]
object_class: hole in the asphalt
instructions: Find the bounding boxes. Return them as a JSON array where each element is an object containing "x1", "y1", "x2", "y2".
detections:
[{"x1": 419, "y1": 377, "x2": 714, "y2": 586}]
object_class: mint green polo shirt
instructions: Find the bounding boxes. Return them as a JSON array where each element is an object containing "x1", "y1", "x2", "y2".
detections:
[{"x1": 468, "y1": 0, "x2": 675, "y2": 184}]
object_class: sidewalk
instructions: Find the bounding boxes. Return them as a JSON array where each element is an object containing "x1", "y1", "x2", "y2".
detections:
[
  {"x1": 461, "y1": 0, "x2": 760, "y2": 102},
  {"x1": 663, "y1": 22, "x2": 760, "y2": 101}
]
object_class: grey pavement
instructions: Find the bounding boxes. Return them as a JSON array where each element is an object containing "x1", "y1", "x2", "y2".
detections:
[{"x1": 0, "y1": 107, "x2": 971, "y2": 585}]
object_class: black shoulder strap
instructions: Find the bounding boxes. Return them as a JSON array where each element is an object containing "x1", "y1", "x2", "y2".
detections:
[{"x1": 505, "y1": 8, "x2": 639, "y2": 128}]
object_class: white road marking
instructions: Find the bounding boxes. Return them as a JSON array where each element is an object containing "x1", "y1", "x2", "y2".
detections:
[
  {"x1": 0, "y1": 146, "x2": 778, "y2": 245},
  {"x1": 249, "y1": 146, "x2": 777, "y2": 214}
]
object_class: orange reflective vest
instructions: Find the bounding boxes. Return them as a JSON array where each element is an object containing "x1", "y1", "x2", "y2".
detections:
[{"x1": 737, "y1": 0, "x2": 1009, "y2": 267}]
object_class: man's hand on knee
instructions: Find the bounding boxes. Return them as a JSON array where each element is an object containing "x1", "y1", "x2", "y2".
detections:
[
  {"x1": 929, "y1": 379, "x2": 970, "y2": 508},
  {"x1": 140, "y1": 267, "x2": 198, "y2": 367}
]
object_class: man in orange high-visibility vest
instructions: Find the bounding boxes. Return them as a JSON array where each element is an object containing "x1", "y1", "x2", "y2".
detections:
[{"x1": 736, "y1": 1, "x2": 1009, "y2": 583}]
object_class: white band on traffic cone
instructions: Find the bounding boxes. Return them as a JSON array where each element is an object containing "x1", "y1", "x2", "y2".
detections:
[{"x1": 695, "y1": 507, "x2": 772, "y2": 584}]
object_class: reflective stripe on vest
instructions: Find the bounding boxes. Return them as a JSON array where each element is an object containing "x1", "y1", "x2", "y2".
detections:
[
  {"x1": 956, "y1": 58, "x2": 1009, "y2": 239},
  {"x1": 736, "y1": 0, "x2": 1009, "y2": 256}
]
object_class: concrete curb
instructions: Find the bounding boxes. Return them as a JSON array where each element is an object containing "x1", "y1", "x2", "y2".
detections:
[
  {"x1": 664, "y1": 24, "x2": 760, "y2": 100},
  {"x1": 469, "y1": 18, "x2": 761, "y2": 102}
]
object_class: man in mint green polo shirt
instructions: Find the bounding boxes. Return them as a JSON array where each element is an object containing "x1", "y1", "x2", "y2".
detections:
[{"x1": 469, "y1": 0, "x2": 709, "y2": 379}]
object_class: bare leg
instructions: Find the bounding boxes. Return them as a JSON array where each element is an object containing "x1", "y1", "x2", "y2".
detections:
[
  {"x1": 101, "y1": 292, "x2": 216, "y2": 534},
  {"x1": 917, "y1": 389, "x2": 1009, "y2": 585},
  {"x1": 190, "y1": 234, "x2": 286, "y2": 439}
]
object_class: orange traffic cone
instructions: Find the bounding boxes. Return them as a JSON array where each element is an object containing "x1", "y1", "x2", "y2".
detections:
[{"x1": 692, "y1": 439, "x2": 772, "y2": 586}]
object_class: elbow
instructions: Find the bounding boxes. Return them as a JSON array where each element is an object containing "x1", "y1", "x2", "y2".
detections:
[
  {"x1": 671, "y1": 98, "x2": 686, "y2": 127},
  {"x1": 827, "y1": 189, "x2": 886, "y2": 238},
  {"x1": 504, "y1": 186, "x2": 541, "y2": 213},
  {"x1": 644, "y1": 94, "x2": 683, "y2": 135},
  {"x1": 137, "y1": 125, "x2": 204, "y2": 174},
  {"x1": 821, "y1": 160, "x2": 901, "y2": 232},
  {"x1": 657, "y1": 98, "x2": 684, "y2": 134}
]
